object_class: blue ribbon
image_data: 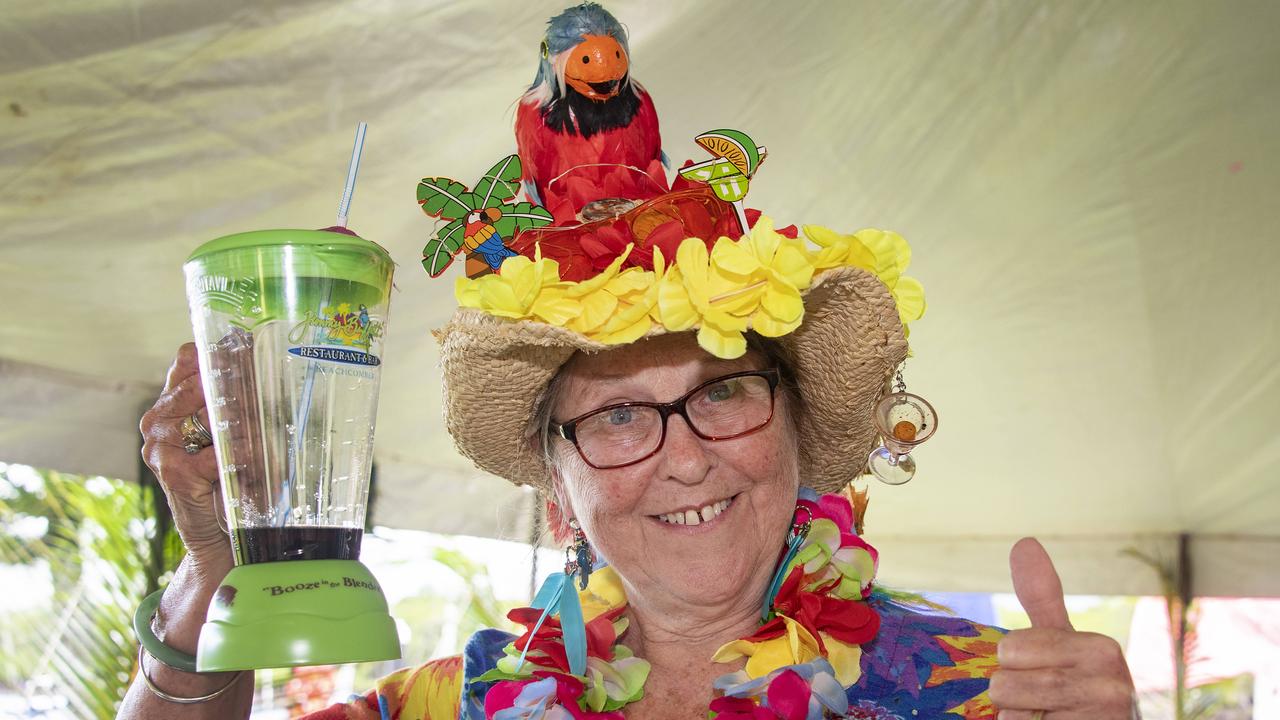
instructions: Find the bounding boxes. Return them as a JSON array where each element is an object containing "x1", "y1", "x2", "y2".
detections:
[
  {"x1": 515, "y1": 570, "x2": 588, "y2": 676},
  {"x1": 761, "y1": 528, "x2": 807, "y2": 621}
]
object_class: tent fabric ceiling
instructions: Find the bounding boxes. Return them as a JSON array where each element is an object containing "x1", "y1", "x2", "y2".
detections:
[{"x1": 2, "y1": 1, "x2": 1277, "y2": 596}]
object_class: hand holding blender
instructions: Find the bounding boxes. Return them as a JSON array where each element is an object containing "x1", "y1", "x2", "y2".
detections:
[{"x1": 124, "y1": 124, "x2": 399, "y2": 717}]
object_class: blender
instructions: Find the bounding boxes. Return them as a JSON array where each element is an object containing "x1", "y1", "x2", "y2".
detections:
[{"x1": 181, "y1": 124, "x2": 401, "y2": 670}]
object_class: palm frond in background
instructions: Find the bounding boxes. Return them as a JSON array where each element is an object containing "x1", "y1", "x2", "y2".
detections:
[{"x1": 0, "y1": 464, "x2": 180, "y2": 718}]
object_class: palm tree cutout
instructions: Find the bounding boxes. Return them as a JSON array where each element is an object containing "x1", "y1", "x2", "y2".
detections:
[{"x1": 419, "y1": 155, "x2": 554, "y2": 278}]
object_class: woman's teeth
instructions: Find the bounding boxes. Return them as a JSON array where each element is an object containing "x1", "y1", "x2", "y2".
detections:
[{"x1": 657, "y1": 497, "x2": 732, "y2": 526}]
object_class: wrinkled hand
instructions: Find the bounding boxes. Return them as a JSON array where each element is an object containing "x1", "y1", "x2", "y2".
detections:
[
  {"x1": 990, "y1": 538, "x2": 1138, "y2": 719},
  {"x1": 139, "y1": 342, "x2": 230, "y2": 562}
]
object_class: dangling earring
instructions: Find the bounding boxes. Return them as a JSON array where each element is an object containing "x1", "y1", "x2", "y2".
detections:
[
  {"x1": 867, "y1": 365, "x2": 938, "y2": 485},
  {"x1": 564, "y1": 518, "x2": 595, "y2": 591}
]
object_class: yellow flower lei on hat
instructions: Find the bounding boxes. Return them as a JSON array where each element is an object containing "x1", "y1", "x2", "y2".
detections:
[{"x1": 455, "y1": 217, "x2": 926, "y2": 359}]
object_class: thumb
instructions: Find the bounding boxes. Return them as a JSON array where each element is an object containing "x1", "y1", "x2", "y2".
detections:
[{"x1": 1010, "y1": 537, "x2": 1073, "y2": 630}]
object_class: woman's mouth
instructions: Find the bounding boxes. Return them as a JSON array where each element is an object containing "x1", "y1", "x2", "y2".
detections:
[{"x1": 651, "y1": 494, "x2": 738, "y2": 528}]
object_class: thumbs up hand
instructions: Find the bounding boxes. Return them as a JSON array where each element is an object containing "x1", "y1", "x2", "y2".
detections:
[{"x1": 989, "y1": 538, "x2": 1139, "y2": 719}]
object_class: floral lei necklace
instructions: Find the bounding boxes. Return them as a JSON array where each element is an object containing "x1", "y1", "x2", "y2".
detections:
[{"x1": 476, "y1": 488, "x2": 882, "y2": 719}]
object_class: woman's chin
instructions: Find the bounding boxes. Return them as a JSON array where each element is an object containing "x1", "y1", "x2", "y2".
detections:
[
  {"x1": 642, "y1": 554, "x2": 759, "y2": 609},
  {"x1": 641, "y1": 534, "x2": 768, "y2": 607}
]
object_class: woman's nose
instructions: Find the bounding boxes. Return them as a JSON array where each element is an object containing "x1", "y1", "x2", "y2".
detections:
[{"x1": 657, "y1": 412, "x2": 713, "y2": 485}]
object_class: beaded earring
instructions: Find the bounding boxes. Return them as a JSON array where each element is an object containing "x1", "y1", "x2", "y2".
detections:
[
  {"x1": 516, "y1": 517, "x2": 592, "y2": 676},
  {"x1": 564, "y1": 517, "x2": 596, "y2": 591}
]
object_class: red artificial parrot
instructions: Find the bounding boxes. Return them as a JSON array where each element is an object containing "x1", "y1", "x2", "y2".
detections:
[{"x1": 515, "y1": 2, "x2": 667, "y2": 225}]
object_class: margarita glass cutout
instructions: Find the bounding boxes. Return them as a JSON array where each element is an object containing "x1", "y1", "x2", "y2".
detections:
[
  {"x1": 867, "y1": 390, "x2": 937, "y2": 485},
  {"x1": 419, "y1": 155, "x2": 554, "y2": 278},
  {"x1": 678, "y1": 129, "x2": 767, "y2": 232}
]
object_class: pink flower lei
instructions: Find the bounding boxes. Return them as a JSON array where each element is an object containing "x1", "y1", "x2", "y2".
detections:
[{"x1": 477, "y1": 489, "x2": 881, "y2": 719}]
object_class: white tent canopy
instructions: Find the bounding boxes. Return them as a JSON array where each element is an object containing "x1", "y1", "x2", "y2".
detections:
[{"x1": 3, "y1": 1, "x2": 1277, "y2": 597}]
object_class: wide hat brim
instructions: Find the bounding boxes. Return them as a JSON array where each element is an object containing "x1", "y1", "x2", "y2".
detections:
[{"x1": 435, "y1": 265, "x2": 908, "y2": 494}]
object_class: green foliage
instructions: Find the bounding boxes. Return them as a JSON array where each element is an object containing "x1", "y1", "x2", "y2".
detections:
[
  {"x1": 417, "y1": 177, "x2": 475, "y2": 221},
  {"x1": 473, "y1": 156, "x2": 522, "y2": 209},
  {"x1": 1183, "y1": 673, "x2": 1253, "y2": 719},
  {"x1": 0, "y1": 464, "x2": 181, "y2": 718},
  {"x1": 422, "y1": 218, "x2": 467, "y2": 277},
  {"x1": 430, "y1": 546, "x2": 510, "y2": 631},
  {"x1": 1137, "y1": 673, "x2": 1255, "y2": 720},
  {"x1": 349, "y1": 540, "x2": 524, "y2": 692},
  {"x1": 492, "y1": 202, "x2": 554, "y2": 240}
]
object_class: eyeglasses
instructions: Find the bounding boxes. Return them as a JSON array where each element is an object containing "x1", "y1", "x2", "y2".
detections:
[{"x1": 550, "y1": 369, "x2": 781, "y2": 470}]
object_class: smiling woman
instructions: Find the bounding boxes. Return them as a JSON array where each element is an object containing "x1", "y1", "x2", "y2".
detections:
[
  {"x1": 395, "y1": 219, "x2": 1028, "y2": 720},
  {"x1": 118, "y1": 1, "x2": 1143, "y2": 717},
  {"x1": 543, "y1": 335, "x2": 802, "y2": 622}
]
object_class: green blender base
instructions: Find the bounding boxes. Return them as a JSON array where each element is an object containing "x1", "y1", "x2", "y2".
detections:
[{"x1": 197, "y1": 559, "x2": 401, "y2": 671}]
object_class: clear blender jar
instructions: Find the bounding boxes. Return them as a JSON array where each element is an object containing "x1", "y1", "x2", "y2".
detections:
[{"x1": 183, "y1": 228, "x2": 400, "y2": 670}]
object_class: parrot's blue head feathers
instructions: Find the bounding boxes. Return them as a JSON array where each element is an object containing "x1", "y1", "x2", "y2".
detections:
[
  {"x1": 526, "y1": 2, "x2": 632, "y2": 108},
  {"x1": 545, "y1": 2, "x2": 627, "y2": 56}
]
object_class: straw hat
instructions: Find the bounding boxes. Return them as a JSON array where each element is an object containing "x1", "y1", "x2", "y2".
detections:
[
  {"x1": 420, "y1": 129, "x2": 924, "y2": 494},
  {"x1": 435, "y1": 255, "x2": 911, "y2": 494}
]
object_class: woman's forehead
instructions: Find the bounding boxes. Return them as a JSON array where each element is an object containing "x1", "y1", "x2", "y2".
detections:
[
  {"x1": 566, "y1": 333, "x2": 764, "y2": 382},
  {"x1": 549, "y1": 335, "x2": 770, "y2": 417}
]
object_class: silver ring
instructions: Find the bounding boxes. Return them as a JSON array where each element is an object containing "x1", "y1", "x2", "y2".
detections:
[
  {"x1": 190, "y1": 412, "x2": 211, "y2": 438},
  {"x1": 180, "y1": 414, "x2": 213, "y2": 455}
]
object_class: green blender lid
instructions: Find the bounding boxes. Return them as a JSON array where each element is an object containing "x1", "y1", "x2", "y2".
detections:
[
  {"x1": 187, "y1": 228, "x2": 392, "y2": 261},
  {"x1": 184, "y1": 229, "x2": 394, "y2": 325},
  {"x1": 185, "y1": 229, "x2": 393, "y2": 288}
]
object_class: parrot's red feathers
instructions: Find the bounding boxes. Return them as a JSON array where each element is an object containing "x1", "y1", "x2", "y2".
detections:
[{"x1": 515, "y1": 88, "x2": 667, "y2": 215}]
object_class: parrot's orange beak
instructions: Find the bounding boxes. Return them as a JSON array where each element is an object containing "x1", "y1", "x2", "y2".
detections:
[{"x1": 563, "y1": 34, "x2": 628, "y2": 101}]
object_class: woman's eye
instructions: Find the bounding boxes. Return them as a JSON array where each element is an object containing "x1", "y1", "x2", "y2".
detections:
[
  {"x1": 607, "y1": 408, "x2": 633, "y2": 425},
  {"x1": 706, "y1": 382, "x2": 737, "y2": 402}
]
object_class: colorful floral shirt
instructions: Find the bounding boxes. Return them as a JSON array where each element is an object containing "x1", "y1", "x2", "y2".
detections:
[
  {"x1": 307, "y1": 594, "x2": 1002, "y2": 720},
  {"x1": 308, "y1": 490, "x2": 1003, "y2": 719}
]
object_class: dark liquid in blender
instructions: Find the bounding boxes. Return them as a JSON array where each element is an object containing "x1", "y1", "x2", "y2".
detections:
[{"x1": 234, "y1": 527, "x2": 363, "y2": 563}]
